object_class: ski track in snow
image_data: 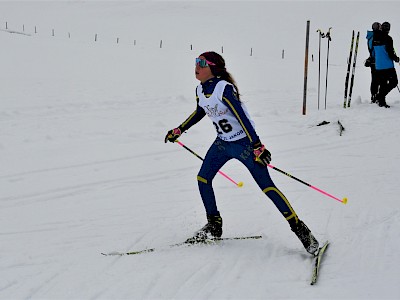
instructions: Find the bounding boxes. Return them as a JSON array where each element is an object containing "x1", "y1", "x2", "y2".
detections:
[{"x1": 1, "y1": 1, "x2": 400, "y2": 299}]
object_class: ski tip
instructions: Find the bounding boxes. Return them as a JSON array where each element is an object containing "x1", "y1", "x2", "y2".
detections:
[
  {"x1": 342, "y1": 197, "x2": 348, "y2": 205},
  {"x1": 237, "y1": 181, "x2": 244, "y2": 187}
]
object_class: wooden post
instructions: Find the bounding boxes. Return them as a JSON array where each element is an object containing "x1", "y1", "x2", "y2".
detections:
[
  {"x1": 160, "y1": 40, "x2": 162, "y2": 48},
  {"x1": 282, "y1": 49, "x2": 284, "y2": 59},
  {"x1": 95, "y1": 34, "x2": 97, "y2": 42},
  {"x1": 250, "y1": 48, "x2": 253, "y2": 56},
  {"x1": 302, "y1": 20, "x2": 310, "y2": 115}
]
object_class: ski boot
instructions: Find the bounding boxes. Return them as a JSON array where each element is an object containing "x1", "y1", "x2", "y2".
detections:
[
  {"x1": 186, "y1": 214, "x2": 223, "y2": 244},
  {"x1": 377, "y1": 96, "x2": 390, "y2": 108},
  {"x1": 378, "y1": 101, "x2": 390, "y2": 108},
  {"x1": 290, "y1": 219, "x2": 319, "y2": 255}
]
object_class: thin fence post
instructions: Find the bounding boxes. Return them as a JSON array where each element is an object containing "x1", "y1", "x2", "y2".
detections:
[
  {"x1": 282, "y1": 49, "x2": 284, "y2": 59},
  {"x1": 302, "y1": 20, "x2": 310, "y2": 115},
  {"x1": 6, "y1": 22, "x2": 8, "y2": 29},
  {"x1": 160, "y1": 40, "x2": 162, "y2": 48},
  {"x1": 95, "y1": 34, "x2": 97, "y2": 42},
  {"x1": 250, "y1": 48, "x2": 253, "y2": 56}
]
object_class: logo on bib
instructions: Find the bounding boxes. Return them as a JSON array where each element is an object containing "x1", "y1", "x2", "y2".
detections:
[{"x1": 204, "y1": 104, "x2": 229, "y2": 118}]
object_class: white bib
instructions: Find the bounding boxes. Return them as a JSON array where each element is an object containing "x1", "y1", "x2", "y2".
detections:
[{"x1": 197, "y1": 80, "x2": 255, "y2": 142}]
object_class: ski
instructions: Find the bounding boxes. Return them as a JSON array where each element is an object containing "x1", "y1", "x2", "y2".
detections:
[
  {"x1": 101, "y1": 235, "x2": 262, "y2": 256},
  {"x1": 343, "y1": 30, "x2": 355, "y2": 108},
  {"x1": 347, "y1": 31, "x2": 360, "y2": 108},
  {"x1": 310, "y1": 241, "x2": 330, "y2": 285}
]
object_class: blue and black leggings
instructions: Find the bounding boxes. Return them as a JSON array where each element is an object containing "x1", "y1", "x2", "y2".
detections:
[{"x1": 197, "y1": 137, "x2": 298, "y2": 223}]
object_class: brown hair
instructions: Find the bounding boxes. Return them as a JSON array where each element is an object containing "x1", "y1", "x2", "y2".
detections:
[{"x1": 200, "y1": 51, "x2": 240, "y2": 99}]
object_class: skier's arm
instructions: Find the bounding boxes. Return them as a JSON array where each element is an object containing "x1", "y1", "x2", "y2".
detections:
[
  {"x1": 386, "y1": 36, "x2": 400, "y2": 62},
  {"x1": 179, "y1": 99, "x2": 206, "y2": 132},
  {"x1": 164, "y1": 95, "x2": 206, "y2": 143},
  {"x1": 221, "y1": 85, "x2": 260, "y2": 146},
  {"x1": 222, "y1": 85, "x2": 272, "y2": 166}
]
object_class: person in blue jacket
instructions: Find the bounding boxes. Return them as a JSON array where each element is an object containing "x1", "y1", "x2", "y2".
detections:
[
  {"x1": 371, "y1": 21, "x2": 399, "y2": 108},
  {"x1": 366, "y1": 22, "x2": 381, "y2": 103},
  {"x1": 165, "y1": 51, "x2": 319, "y2": 255}
]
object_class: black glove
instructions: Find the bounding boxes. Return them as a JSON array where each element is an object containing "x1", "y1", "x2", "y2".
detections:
[
  {"x1": 164, "y1": 127, "x2": 181, "y2": 143},
  {"x1": 394, "y1": 56, "x2": 400, "y2": 63},
  {"x1": 253, "y1": 142, "x2": 271, "y2": 166}
]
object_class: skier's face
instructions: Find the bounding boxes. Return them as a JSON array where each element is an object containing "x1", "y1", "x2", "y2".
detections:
[{"x1": 195, "y1": 56, "x2": 214, "y2": 83}]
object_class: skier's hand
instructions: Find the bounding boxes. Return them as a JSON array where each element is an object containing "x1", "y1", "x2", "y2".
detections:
[
  {"x1": 253, "y1": 142, "x2": 271, "y2": 166},
  {"x1": 164, "y1": 127, "x2": 181, "y2": 143}
]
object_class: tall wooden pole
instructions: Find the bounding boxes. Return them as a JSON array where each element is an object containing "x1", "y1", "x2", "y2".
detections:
[{"x1": 302, "y1": 20, "x2": 310, "y2": 115}]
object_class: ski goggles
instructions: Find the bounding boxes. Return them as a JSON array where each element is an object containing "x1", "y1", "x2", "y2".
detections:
[{"x1": 195, "y1": 58, "x2": 216, "y2": 68}]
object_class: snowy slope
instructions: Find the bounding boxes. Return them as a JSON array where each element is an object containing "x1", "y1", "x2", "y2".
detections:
[{"x1": 1, "y1": 1, "x2": 400, "y2": 299}]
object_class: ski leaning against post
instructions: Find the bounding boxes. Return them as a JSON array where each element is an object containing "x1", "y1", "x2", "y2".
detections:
[
  {"x1": 310, "y1": 240, "x2": 330, "y2": 285},
  {"x1": 343, "y1": 30, "x2": 355, "y2": 108},
  {"x1": 343, "y1": 30, "x2": 360, "y2": 108},
  {"x1": 101, "y1": 235, "x2": 262, "y2": 256},
  {"x1": 346, "y1": 31, "x2": 360, "y2": 108}
]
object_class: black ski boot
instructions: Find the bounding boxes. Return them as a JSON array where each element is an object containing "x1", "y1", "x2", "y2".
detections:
[
  {"x1": 290, "y1": 219, "x2": 319, "y2": 255},
  {"x1": 186, "y1": 214, "x2": 223, "y2": 244},
  {"x1": 377, "y1": 96, "x2": 390, "y2": 108},
  {"x1": 378, "y1": 101, "x2": 390, "y2": 108}
]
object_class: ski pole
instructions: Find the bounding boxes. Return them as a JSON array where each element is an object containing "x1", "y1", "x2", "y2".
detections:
[
  {"x1": 175, "y1": 140, "x2": 244, "y2": 187},
  {"x1": 316, "y1": 29, "x2": 324, "y2": 110},
  {"x1": 267, "y1": 163, "x2": 348, "y2": 205},
  {"x1": 324, "y1": 27, "x2": 332, "y2": 110}
]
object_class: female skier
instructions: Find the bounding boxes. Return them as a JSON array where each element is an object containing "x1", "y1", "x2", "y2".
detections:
[{"x1": 165, "y1": 51, "x2": 319, "y2": 254}]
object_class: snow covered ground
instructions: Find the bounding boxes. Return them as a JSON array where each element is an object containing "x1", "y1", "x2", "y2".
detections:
[{"x1": 1, "y1": 1, "x2": 400, "y2": 299}]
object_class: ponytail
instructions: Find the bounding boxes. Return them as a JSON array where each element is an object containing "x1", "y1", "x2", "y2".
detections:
[{"x1": 219, "y1": 70, "x2": 240, "y2": 100}]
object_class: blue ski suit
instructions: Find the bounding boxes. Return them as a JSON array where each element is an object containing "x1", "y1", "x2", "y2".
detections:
[{"x1": 178, "y1": 77, "x2": 298, "y2": 223}]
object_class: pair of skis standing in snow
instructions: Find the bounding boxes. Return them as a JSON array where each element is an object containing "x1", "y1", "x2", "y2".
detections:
[{"x1": 164, "y1": 51, "x2": 320, "y2": 256}]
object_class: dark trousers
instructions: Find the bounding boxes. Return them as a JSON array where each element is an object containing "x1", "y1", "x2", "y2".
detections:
[
  {"x1": 376, "y1": 68, "x2": 398, "y2": 103},
  {"x1": 197, "y1": 137, "x2": 298, "y2": 223},
  {"x1": 370, "y1": 66, "x2": 379, "y2": 100}
]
